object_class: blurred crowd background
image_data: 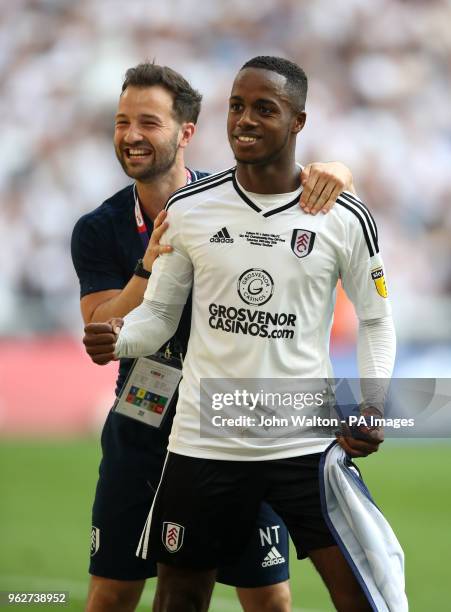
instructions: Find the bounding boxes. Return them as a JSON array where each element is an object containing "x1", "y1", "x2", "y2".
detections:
[
  {"x1": 2, "y1": 5, "x2": 449, "y2": 606},
  {"x1": 1, "y1": 0, "x2": 450, "y2": 381}
]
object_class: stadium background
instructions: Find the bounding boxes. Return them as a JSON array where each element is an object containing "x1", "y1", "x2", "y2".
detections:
[{"x1": 1, "y1": 0, "x2": 450, "y2": 610}]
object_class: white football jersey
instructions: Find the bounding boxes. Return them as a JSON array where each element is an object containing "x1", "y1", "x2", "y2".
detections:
[{"x1": 144, "y1": 167, "x2": 391, "y2": 460}]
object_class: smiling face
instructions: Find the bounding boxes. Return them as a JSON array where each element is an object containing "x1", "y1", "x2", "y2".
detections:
[
  {"x1": 227, "y1": 68, "x2": 305, "y2": 167},
  {"x1": 114, "y1": 85, "x2": 182, "y2": 182}
]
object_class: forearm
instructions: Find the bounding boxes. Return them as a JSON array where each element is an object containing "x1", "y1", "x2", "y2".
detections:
[
  {"x1": 90, "y1": 276, "x2": 148, "y2": 322},
  {"x1": 358, "y1": 315, "x2": 396, "y2": 377},
  {"x1": 115, "y1": 298, "x2": 184, "y2": 358},
  {"x1": 357, "y1": 315, "x2": 396, "y2": 413}
]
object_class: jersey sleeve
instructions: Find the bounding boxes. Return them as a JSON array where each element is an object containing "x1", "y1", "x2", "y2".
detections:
[
  {"x1": 144, "y1": 205, "x2": 193, "y2": 306},
  {"x1": 71, "y1": 213, "x2": 126, "y2": 297},
  {"x1": 337, "y1": 193, "x2": 392, "y2": 321}
]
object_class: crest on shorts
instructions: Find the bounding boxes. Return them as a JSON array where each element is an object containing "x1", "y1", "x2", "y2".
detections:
[
  {"x1": 162, "y1": 522, "x2": 185, "y2": 553},
  {"x1": 371, "y1": 267, "x2": 388, "y2": 298},
  {"x1": 90, "y1": 526, "x2": 100, "y2": 557},
  {"x1": 291, "y1": 229, "x2": 316, "y2": 258}
]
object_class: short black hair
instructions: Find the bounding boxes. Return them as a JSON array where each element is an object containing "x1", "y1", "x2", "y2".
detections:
[
  {"x1": 121, "y1": 62, "x2": 202, "y2": 124},
  {"x1": 240, "y1": 56, "x2": 308, "y2": 112}
]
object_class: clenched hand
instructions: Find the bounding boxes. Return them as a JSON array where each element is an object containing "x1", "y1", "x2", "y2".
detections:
[{"x1": 83, "y1": 318, "x2": 124, "y2": 365}]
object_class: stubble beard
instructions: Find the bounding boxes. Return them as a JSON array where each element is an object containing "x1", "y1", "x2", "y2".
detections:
[{"x1": 116, "y1": 133, "x2": 179, "y2": 182}]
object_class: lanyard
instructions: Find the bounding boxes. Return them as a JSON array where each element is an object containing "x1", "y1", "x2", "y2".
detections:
[
  {"x1": 133, "y1": 169, "x2": 192, "y2": 251},
  {"x1": 133, "y1": 170, "x2": 192, "y2": 363}
]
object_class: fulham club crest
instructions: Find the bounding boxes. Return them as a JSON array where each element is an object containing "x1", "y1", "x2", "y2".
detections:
[
  {"x1": 291, "y1": 229, "x2": 316, "y2": 258},
  {"x1": 162, "y1": 522, "x2": 185, "y2": 553},
  {"x1": 90, "y1": 526, "x2": 100, "y2": 557}
]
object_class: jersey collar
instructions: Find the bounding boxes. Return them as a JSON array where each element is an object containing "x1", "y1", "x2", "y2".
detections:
[{"x1": 231, "y1": 168, "x2": 302, "y2": 218}]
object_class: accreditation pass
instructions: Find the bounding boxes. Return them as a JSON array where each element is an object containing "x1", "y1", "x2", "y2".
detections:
[{"x1": 113, "y1": 355, "x2": 182, "y2": 427}]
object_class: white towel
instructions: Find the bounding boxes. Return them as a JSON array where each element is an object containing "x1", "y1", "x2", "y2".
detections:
[{"x1": 319, "y1": 442, "x2": 408, "y2": 612}]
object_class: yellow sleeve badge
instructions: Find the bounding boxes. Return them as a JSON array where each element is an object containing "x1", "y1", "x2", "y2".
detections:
[{"x1": 371, "y1": 267, "x2": 388, "y2": 298}]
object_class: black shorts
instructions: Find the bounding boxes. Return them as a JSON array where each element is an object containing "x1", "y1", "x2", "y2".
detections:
[
  {"x1": 144, "y1": 451, "x2": 337, "y2": 569},
  {"x1": 89, "y1": 410, "x2": 289, "y2": 587}
]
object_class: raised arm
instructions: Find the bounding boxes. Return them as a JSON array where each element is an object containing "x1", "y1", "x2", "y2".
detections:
[
  {"x1": 83, "y1": 207, "x2": 193, "y2": 364},
  {"x1": 76, "y1": 210, "x2": 173, "y2": 325},
  {"x1": 83, "y1": 299, "x2": 185, "y2": 365}
]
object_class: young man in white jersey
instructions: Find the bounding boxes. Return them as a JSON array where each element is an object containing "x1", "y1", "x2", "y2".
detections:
[
  {"x1": 83, "y1": 56, "x2": 396, "y2": 611},
  {"x1": 74, "y1": 61, "x2": 357, "y2": 612}
]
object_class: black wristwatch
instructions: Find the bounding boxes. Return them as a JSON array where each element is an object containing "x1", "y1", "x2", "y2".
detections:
[{"x1": 134, "y1": 258, "x2": 151, "y2": 279}]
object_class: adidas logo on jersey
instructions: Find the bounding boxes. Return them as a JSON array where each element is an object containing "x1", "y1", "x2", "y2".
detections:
[
  {"x1": 262, "y1": 545, "x2": 286, "y2": 567},
  {"x1": 210, "y1": 227, "x2": 234, "y2": 243}
]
